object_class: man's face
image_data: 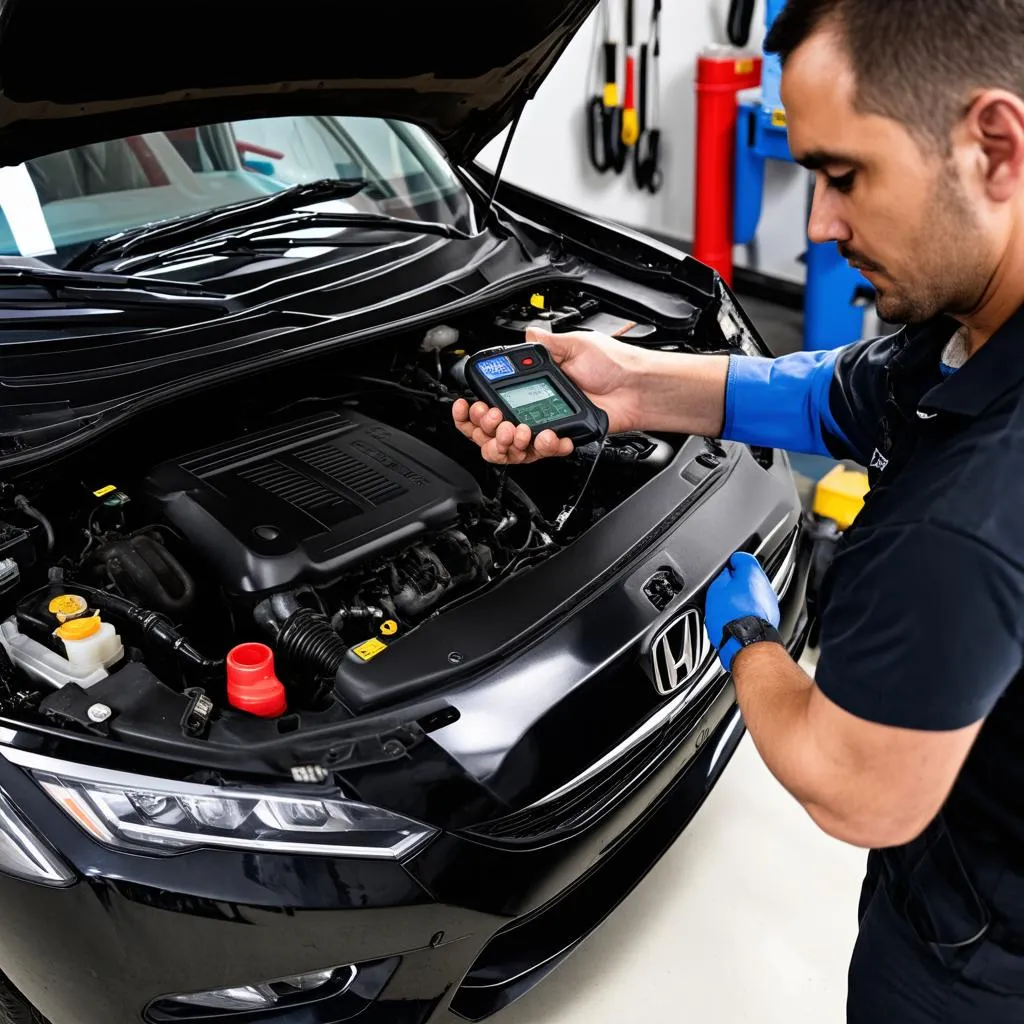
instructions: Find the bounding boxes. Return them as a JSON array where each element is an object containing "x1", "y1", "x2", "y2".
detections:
[{"x1": 781, "y1": 28, "x2": 996, "y2": 324}]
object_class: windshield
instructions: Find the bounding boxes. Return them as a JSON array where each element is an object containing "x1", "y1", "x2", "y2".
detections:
[{"x1": 0, "y1": 115, "x2": 475, "y2": 264}]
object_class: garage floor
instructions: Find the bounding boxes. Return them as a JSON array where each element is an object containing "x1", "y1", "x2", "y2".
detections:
[
  {"x1": 450, "y1": 653, "x2": 869, "y2": 1024},
  {"x1": 453, "y1": 300, "x2": 869, "y2": 1023}
]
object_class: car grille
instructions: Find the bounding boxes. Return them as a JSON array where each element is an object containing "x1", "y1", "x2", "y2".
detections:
[
  {"x1": 464, "y1": 525, "x2": 800, "y2": 848},
  {"x1": 464, "y1": 671, "x2": 725, "y2": 846},
  {"x1": 764, "y1": 525, "x2": 800, "y2": 593}
]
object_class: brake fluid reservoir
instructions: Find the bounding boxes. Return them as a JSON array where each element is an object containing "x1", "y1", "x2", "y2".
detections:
[{"x1": 53, "y1": 615, "x2": 123, "y2": 673}]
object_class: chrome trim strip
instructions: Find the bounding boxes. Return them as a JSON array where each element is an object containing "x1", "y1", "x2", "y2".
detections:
[
  {"x1": 769, "y1": 528, "x2": 799, "y2": 595},
  {"x1": 707, "y1": 708, "x2": 745, "y2": 775},
  {"x1": 524, "y1": 656, "x2": 726, "y2": 810}
]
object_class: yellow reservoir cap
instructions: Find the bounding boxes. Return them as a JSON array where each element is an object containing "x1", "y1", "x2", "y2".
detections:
[
  {"x1": 813, "y1": 465, "x2": 870, "y2": 530},
  {"x1": 48, "y1": 594, "x2": 89, "y2": 620},
  {"x1": 54, "y1": 616, "x2": 101, "y2": 642}
]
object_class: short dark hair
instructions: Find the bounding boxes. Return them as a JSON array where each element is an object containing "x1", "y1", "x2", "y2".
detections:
[{"x1": 764, "y1": 0, "x2": 1024, "y2": 149}]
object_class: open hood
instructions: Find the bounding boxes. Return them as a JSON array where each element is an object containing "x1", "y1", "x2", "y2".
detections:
[{"x1": 0, "y1": 0, "x2": 598, "y2": 167}]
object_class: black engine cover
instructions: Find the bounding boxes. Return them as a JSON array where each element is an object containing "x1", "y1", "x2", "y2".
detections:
[{"x1": 145, "y1": 411, "x2": 482, "y2": 594}]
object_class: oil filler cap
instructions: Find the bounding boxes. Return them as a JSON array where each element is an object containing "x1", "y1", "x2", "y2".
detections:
[{"x1": 226, "y1": 643, "x2": 287, "y2": 718}]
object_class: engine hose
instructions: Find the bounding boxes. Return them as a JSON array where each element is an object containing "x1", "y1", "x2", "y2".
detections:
[
  {"x1": 502, "y1": 478, "x2": 557, "y2": 534},
  {"x1": 64, "y1": 583, "x2": 223, "y2": 671},
  {"x1": 330, "y1": 604, "x2": 385, "y2": 632},
  {"x1": 275, "y1": 608, "x2": 348, "y2": 682},
  {"x1": 253, "y1": 591, "x2": 303, "y2": 637},
  {"x1": 13, "y1": 495, "x2": 55, "y2": 554}
]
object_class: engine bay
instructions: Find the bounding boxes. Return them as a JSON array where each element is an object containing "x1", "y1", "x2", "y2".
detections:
[{"x1": 0, "y1": 284, "x2": 725, "y2": 771}]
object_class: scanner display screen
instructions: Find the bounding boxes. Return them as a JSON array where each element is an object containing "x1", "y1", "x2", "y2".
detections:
[{"x1": 496, "y1": 377, "x2": 574, "y2": 427}]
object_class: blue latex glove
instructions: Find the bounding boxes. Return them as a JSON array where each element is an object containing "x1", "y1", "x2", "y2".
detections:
[{"x1": 704, "y1": 552, "x2": 781, "y2": 672}]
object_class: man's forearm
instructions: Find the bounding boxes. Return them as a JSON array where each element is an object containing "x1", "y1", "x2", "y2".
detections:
[
  {"x1": 630, "y1": 350, "x2": 730, "y2": 437},
  {"x1": 728, "y1": 643, "x2": 879, "y2": 845}
]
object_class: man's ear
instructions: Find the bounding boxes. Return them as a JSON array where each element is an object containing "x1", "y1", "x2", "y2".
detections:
[{"x1": 962, "y1": 90, "x2": 1024, "y2": 202}]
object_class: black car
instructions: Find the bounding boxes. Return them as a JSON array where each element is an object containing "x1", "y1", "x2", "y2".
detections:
[{"x1": 0, "y1": 3, "x2": 812, "y2": 1022}]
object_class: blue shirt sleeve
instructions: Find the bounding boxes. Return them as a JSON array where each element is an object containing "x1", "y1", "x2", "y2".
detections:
[
  {"x1": 721, "y1": 334, "x2": 905, "y2": 465},
  {"x1": 722, "y1": 348, "x2": 856, "y2": 459}
]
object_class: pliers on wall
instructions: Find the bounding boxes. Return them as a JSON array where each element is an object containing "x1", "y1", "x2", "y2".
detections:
[
  {"x1": 587, "y1": 0, "x2": 626, "y2": 174},
  {"x1": 633, "y1": 0, "x2": 662, "y2": 193}
]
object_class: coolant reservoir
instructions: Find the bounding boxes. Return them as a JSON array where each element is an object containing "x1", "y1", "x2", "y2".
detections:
[{"x1": 53, "y1": 615, "x2": 123, "y2": 673}]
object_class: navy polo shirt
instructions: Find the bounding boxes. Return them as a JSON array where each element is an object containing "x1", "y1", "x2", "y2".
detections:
[{"x1": 723, "y1": 309, "x2": 1024, "y2": 866}]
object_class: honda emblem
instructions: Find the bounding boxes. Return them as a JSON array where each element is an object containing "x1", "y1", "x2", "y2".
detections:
[{"x1": 650, "y1": 607, "x2": 712, "y2": 696}]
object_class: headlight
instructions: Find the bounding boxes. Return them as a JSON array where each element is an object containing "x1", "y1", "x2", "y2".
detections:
[
  {"x1": 1, "y1": 749, "x2": 435, "y2": 860},
  {"x1": 0, "y1": 787, "x2": 74, "y2": 885}
]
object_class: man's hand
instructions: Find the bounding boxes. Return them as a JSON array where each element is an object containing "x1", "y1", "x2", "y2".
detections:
[
  {"x1": 451, "y1": 326, "x2": 647, "y2": 465},
  {"x1": 704, "y1": 552, "x2": 781, "y2": 672}
]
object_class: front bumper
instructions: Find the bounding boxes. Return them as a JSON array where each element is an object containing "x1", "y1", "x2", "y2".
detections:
[
  {"x1": 0, "y1": 684, "x2": 750, "y2": 1024},
  {"x1": 0, "y1": 616, "x2": 809, "y2": 1024}
]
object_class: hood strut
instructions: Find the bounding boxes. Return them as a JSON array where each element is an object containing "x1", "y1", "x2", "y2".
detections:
[{"x1": 483, "y1": 102, "x2": 528, "y2": 228}]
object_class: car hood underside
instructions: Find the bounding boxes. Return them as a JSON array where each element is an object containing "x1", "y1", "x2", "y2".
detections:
[{"x1": 0, "y1": 0, "x2": 598, "y2": 167}]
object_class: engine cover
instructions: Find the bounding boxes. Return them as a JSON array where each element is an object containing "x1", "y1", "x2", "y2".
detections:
[{"x1": 145, "y1": 411, "x2": 483, "y2": 594}]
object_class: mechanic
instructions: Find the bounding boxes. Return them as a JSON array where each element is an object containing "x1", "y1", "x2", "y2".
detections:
[{"x1": 454, "y1": 1, "x2": 1024, "y2": 1019}]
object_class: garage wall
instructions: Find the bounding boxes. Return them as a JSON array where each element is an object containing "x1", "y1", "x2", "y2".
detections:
[{"x1": 477, "y1": 0, "x2": 810, "y2": 285}]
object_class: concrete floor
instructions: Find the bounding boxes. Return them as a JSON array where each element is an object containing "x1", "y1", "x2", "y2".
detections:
[{"x1": 451, "y1": 654, "x2": 869, "y2": 1024}]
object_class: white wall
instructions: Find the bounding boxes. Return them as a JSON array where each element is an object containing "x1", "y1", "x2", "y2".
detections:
[{"x1": 478, "y1": 0, "x2": 810, "y2": 284}]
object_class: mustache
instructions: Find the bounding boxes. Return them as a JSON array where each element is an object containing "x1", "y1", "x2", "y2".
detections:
[{"x1": 838, "y1": 245, "x2": 884, "y2": 273}]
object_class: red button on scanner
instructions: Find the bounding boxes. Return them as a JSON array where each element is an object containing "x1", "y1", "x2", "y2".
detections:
[{"x1": 521, "y1": 357, "x2": 535, "y2": 366}]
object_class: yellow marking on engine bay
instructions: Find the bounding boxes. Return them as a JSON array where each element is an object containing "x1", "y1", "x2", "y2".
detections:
[{"x1": 353, "y1": 637, "x2": 388, "y2": 661}]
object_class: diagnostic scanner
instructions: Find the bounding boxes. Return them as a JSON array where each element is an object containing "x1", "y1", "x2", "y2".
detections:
[{"x1": 465, "y1": 343, "x2": 609, "y2": 446}]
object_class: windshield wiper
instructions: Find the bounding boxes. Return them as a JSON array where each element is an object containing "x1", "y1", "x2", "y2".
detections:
[
  {"x1": 110, "y1": 210, "x2": 476, "y2": 274},
  {"x1": 66, "y1": 178, "x2": 371, "y2": 271},
  {"x1": 0, "y1": 264, "x2": 232, "y2": 312}
]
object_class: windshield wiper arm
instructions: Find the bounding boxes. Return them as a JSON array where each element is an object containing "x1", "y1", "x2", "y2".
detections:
[
  {"x1": 0, "y1": 264, "x2": 232, "y2": 310},
  {"x1": 66, "y1": 178, "x2": 370, "y2": 271},
  {"x1": 104, "y1": 213, "x2": 478, "y2": 276},
  {"x1": 110, "y1": 211, "x2": 476, "y2": 273}
]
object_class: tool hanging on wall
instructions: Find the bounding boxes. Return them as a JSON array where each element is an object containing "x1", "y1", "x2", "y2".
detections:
[
  {"x1": 726, "y1": 0, "x2": 757, "y2": 47},
  {"x1": 633, "y1": 0, "x2": 663, "y2": 193},
  {"x1": 586, "y1": 1, "x2": 626, "y2": 174},
  {"x1": 620, "y1": 0, "x2": 640, "y2": 150}
]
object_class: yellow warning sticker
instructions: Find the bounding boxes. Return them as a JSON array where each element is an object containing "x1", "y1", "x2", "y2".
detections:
[
  {"x1": 353, "y1": 637, "x2": 388, "y2": 662},
  {"x1": 735, "y1": 58, "x2": 755, "y2": 75},
  {"x1": 529, "y1": 293, "x2": 545, "y2": 309},
  {"x1": 379, "y1": 620, "x2": 399, "y2": 637},
  {"x1": 92, "y1": 485, "x2": 117, "y2": 497},
  {"x1": 771, "y1": 109, "x2": 788, "y2": 128}
]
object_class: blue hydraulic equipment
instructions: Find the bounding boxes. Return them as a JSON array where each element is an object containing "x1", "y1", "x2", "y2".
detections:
[{"x1": 732, "y1": 0, "x2": 874, "y2": 351}]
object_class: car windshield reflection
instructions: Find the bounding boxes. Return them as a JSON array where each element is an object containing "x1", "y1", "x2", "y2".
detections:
[{"x1": 0, "y1": 115, "x2": 475, "y2": 265}]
